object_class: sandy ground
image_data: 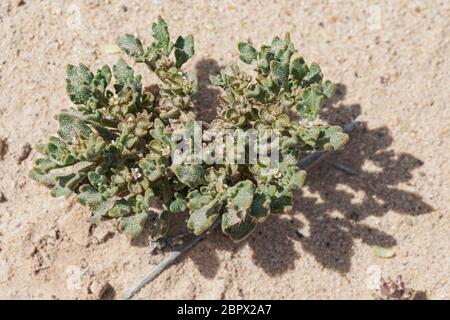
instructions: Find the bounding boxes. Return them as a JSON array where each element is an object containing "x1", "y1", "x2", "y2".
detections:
[{"x1": 0, "y1": 0, "x2": 449, "y2": 299}]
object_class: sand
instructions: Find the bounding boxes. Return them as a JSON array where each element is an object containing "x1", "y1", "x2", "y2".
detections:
[{"x1": 0, "y1": 0, "x2": 448, "y2": 299}]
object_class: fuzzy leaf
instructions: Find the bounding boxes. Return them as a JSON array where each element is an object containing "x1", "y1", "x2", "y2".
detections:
[
  {"x1": 227, "y1": 180, "x2": 255, "y2": 210},
  {"x1": 297, "y1": 86, "x2": 324, "y2": 120},
  {"x1": 108, "y1": 199, "x2": 131, "y2": 218},
  {"x1": 116, "y1": 34, "x2": 144, "y2": 59},
  {"x1": 270, "y1": 61, "x2": 289, "y2": 87},
  {"x1": 250, "y1": 193, "x2": 271, "y2": 222},
  {"x1": 238, "y1": 42, "x2": 257, "y2": 64},
  {"x1": 270, "y1": 192, "x2": 293, "y2": 214},
  {"x1": 322, "y1": 80, "x2": 334, "y2": 99},
  {"x1": 172, "y1": 165, "x2": 205, "y2": 188},
  {"x1": 119, "y1": 212, "x2": 148, "y2": 239},
  {"x1": 93, "y1": 65, "x2": 112, "y2": 93},
  {"x1": 169, "y1": 193, "x2": 187, "y2": 213},
  {"x1": 175, "y1": 35, "x2": 194, "y2": 68},
  {"x1": 222, "y1": 209, "x2": 256, "y2": 241},
  {"x1": 187, "y1": 198, "x2": 221, "y2": 235},
  {"x1": 113, "y1": 58, "x2": 133, "y2": 82},
  {"x1": 57, "y1": 114, "x2": 91, "y2": 143},
  {"x1": 320, "y1": 126, "x2": 349, "y2": 151},
  {"x1": 66, "y1": 64, "x2": 94, "y2": 104},
  {"x1": 152, "y1": 16, "x2": 170, "y2": 48},
  {"x1": 290, "y1": 57, "x2": 308, "y2": 81},
  {"x1": 78, "y1": 184, "x2": 103, "y2": 206},
  {"x1": 303, "y1": 63, "x2": 322, "y2": 83}
]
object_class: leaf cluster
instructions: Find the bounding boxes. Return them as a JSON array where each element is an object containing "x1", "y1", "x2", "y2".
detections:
[{"x1": 30, "y1": 17, "x2": 348, "y2": 241}]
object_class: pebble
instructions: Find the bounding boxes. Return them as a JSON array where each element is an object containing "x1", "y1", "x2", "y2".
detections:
[
  {"x1": 88, "y1": 280, "x2": 112, "y2": 299},
  {"x1": 92, "y1": 225, "x2": 113, "y2": 244}
]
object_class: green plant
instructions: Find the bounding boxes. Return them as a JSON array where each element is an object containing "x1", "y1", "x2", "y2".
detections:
[{"x1": 29, "y1": 16, "x2": 348, "y2": 242}]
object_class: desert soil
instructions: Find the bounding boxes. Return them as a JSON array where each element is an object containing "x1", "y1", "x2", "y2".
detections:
[{"x1": 0, "y1": 0, "x2": 449, "y2": 299}]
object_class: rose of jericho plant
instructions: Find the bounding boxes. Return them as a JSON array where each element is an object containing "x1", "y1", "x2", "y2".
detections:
[{"x1": 29, "y1": 16, "x2": 349, "y2": 242}]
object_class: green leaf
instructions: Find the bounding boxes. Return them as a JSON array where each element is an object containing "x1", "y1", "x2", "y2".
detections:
[
  {"x1": 322, "y1": 80, "x2": 334, "y2": 98},
  {"x1": 290, "y1": 57, "x2": 308, "y2": 81},
  {"x1": 66, "y1": 64, "x2": 94, "y2": 104},
  {"x1": 51, "y1": 172, "x2": 85, "y2": 198},
  {"x1": 113, "y1": 58, "x2": 142, "y2": 93},
  {"x1": 113, "y1": 58, "x2": 134, "y2": 84},
  {"x1": 270, "y1": 192, "x2": 293, "y2": 213},
  {"x1": 116, "y1": 34, "x2": 144, "y2": 59},
  {"x1": 319, "y1": 126, "x2": 349, "y2": 151},
  {"x1": 282, "y1": 167, "x2": 306, "y2": 191},
  {"x1": 221, "y1": 209, "x2": 256, "y2": 241},
  {"x1": 119, "y1": 212, "x2": 148, "y2": 239},
  {"x1": 138, "y1": 158, "x2": 165, "y2": 181},
  {"x1": 101, "y1": 43, "x2": 121, "y2": 54},
  {"x1": 269, "y1": 34, "x2": 294, "y2": 63},
  {"x1": 152, "y1": 16, "x2": 170, "y2": 48},
  {"x1": 187, "y1": 198, "x2": 221, "y2": 235},
  {"x1": 108, "y1": 199, "x2": 131, "y2": 218},
  {"x1": 270, "y1": 61, "x2": 289, "y2": 87},
  {"x1": 169, "y1": 193, "x2": 187, "y2": 213},
  {"x1": 57, "y1": 114, "x2": 92, "y2": 142},
  {"x1": 93, "y1": 65, "x2": 112, "y2": 93},
  {"x1": 303, "y1": 63, "x2": 322, "y2": 83},
  {"x1": 90, "y1": 198, "x2": 115, "y2": 223},
  {"x1": 238, "y1": 42, "x2": 257, "y2": 64},
  {"x1": 87, "y1": 171, "x2": 107, "y2": 188},
  {"x1": 187, "y1": 191, "x2": 214, "y2": 210},
  {"x1": 250, "y1": 192, "x2": 271, "y2": 222},
  {"x1": 329, "y1": 132, "x2": 349, "y2": 150},
  {"x1": 227, "y1": 180, "x2": 255, "y2": 210},
  {"x1": 33, "y1": 158, "x2": 58, "y2": 173},
  {"x1": 29, "y1": 168, "x2": 56, "y2": 186},
  {"x1": 297, "y1": 86, "x2": 324, "y2": 120},
  {"x1": 78, "y1": 184, "x2": 103, "y2": 205},
  {"x1": 172, "y1": 165, "x2": 205, "y2": 188},
  {"x1": 175, "y1": 35, "x2": 194, "y2": 68}
]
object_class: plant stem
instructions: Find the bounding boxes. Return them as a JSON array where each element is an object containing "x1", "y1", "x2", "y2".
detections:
[
  {"x1": 122, "y1": 221, "x2": 220, "y2": 300},
  {"x1": 324, "y1": 159, "x2": 358, "y2": 176},
  {"x1": 122, "y1": 235, "x2": 202, "y2": 299}
]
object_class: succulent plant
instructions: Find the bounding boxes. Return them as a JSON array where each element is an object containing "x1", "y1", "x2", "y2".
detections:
[{"x1": 30, "y1": 17, "x2": 349, "y2": 242}]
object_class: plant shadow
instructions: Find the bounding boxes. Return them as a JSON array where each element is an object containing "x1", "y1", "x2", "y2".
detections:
[{"x1": 152, "y1": 59, "x2": 434, "y2": 278}]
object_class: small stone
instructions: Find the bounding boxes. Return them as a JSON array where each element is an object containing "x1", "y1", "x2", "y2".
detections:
[
  {"x1": 0, "y1": 138, "x2": 7, "y2": 161},
  {"x1": 0, "y1": 192, "x2": 6, "y2": 203},
  {"x1": 295, "y1": 229, "x2": 304, "y2": 238},
  {"x1": 92, "y1": 225, "x2": 113, "y2": 244},
  {"x1": 17, "y1": 143, "x2": 32, "y2": 164},
  {"x1": 88, "y1": 280, "x2": 112, "y2": 299}
]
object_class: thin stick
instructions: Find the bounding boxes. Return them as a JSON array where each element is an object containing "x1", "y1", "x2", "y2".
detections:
[
  {"x1": 122, "y1": 233, "x2": 204, "y2": 299},
  {"x1": 324, "y1": 159, "x2": 358, "y2": 176},
  {"x1": 122, "y1": 118, "x2": 361, "y2": 300}
]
